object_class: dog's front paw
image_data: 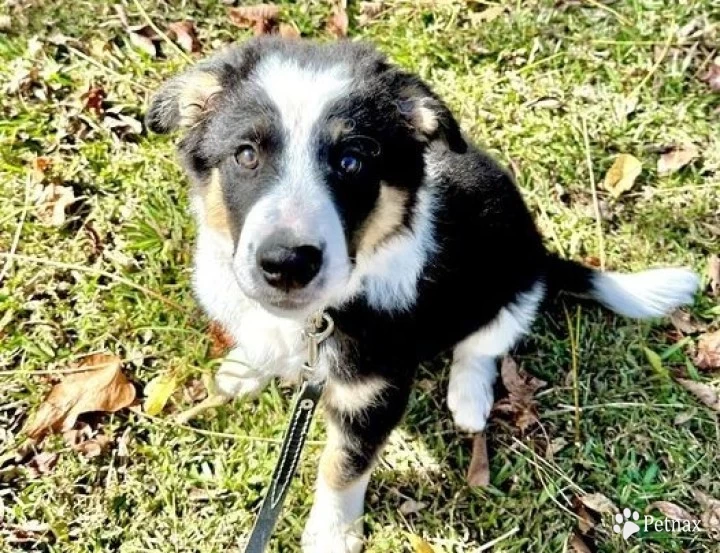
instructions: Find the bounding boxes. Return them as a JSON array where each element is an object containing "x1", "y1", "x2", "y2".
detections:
[
  {"x1": 447, "y1": 367, "x2": 495, "y2": 433},
  {"x1": 214, "y1": 348, "x2": 269, "y2": 398},
  {"x1": 301, "y1": 518, "x2": 364, "y2": 553}
]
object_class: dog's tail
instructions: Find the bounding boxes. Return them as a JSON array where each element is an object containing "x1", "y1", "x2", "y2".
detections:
[{"x1": 546, "y1": 255, "x2": 700, "y2": 318}]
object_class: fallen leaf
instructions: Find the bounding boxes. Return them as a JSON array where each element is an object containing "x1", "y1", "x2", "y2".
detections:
[
  {"x1": 278, "y1": 23, "x2": 300, "y2": 38},
  {"x1": 327, "y1": 2, "x2": 349, "y2": 38},
  {"x1": 673, "y1": 409, "x2": 695, "y2": 425},
  {"x1": 143, "y1": 373, "x2": 179, "y2": 416},
  {"x1": 493, "y1": 356, "x2": 546, "y2": 432},
  {"x1": 701, "y1": 58, "x2": 720, "y2": 92},
  {"x1": 103, "y1": 112, "x2": 143, "y2": 138},
  {"x1": 208, "y1": 321, "x2": 235, "y2": 359},
  {"x1": 708, "y1": 255, "x2": 720, "y2": 297},
  {"x1": 36, "y1": 183, "x2": 76, "y2": 226},
  {"x1": 670, "y1": 309, "x2": 705, "y2": 335},
  {"x1": 602, "y1": 153, "x2": 642, "y2": 197},
  {"x1": 408, "y1": 534, "x2": 435, "y2": 553},
  {"x1": 579, "y1": 492, "x2": 618, "y2": 514},
  {"x1": 695, "y1": 330, "x2": 720, "y2": 371},
  {"x1": 693, "y1": 490, "x2": 720, "y2": 541},
  {"x1": 657, "y1": 144, "x2": 699, "y2": 175},
  {"x1": 572, "y1": 496, "x2": 598, "y2": 533},
  {"x1": 168, "y1": 20, "x2": 201, "y2": 53},
  {"x1": 82, "y1": 86, "x2": 105, "y2": 115},
  {"x1": 469, "y1": 5, "x2": 505, "y2": 25},
  {"x1": 643, "y1": 347, "x2": 668, "y2": 376},
  {"x1": 26, "y1": 452, "x2": 58, "y2": 478},
  {"x1": 569, "y1": 532, "x2": 592, "y2": 553},
  {"x1": 647, "y1": 501, "x2": 696, "y2": 522},
  {"x1": 526, "y1": 96, "x2": 563, "y2": 110},
  {"x1": 546, "y1": 436, "x2": 568, "y2": 459},
  {"x1": 228, "y1": 4, "x2": 280, "y2": 35},
  {"x1": 23, "y1": 354, "x2": 136, "y2": 440},
  {"x1": 74, "y1": 434, "x2": 112, "y2": 458},
  {"x1": 399, "y1": 499, "x2": 427, "y2": 515},
  {"x1": 183, "y1": 378, "x2": 208, "y2": 403},
  {"x1": 466, "y1": 432, "x2": 490, "y2": 487},
  {"x1": 676, "y1": 378, "x2": 720, "y2": 411},
  {"x1": 358, "y1": 1, "x2": 384, "y2": 26},
  {"x1": 0, "y1": 15, "x2": 11, "y2": 32},
  {"x1": 127, "y1": 25, "x2": 158, "y2": 57},
  {"x1": 31, "y1": 156, "x2": 52, "y2": 183}
]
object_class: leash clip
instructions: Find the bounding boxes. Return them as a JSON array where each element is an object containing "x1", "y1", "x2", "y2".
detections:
[{"x1": 302, "y1": 312, "x2": 334, "y2": 378}]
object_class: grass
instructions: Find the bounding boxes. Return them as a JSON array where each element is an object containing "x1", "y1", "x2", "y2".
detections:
[{"x1": 1, "y1": 0, "x2": 719, "y2": 551}]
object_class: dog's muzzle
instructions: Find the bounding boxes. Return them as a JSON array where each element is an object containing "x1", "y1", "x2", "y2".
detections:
[{"x1": 256, "y1": 231, "x2": 324, "y2": 291}]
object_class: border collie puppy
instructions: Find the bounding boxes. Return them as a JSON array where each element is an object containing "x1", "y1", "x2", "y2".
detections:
[{"x1": 147, "y1": 37, "x2": 699, "y2": 553}]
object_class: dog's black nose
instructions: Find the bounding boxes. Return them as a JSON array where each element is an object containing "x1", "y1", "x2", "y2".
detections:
[{"x1": 256, "y1": 238, "x2": 323, "y2": 291}]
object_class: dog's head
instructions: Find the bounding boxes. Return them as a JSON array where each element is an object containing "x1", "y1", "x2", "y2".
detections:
[{"x1": 148, "y1": 37, "x2": 465, "y2": 317}]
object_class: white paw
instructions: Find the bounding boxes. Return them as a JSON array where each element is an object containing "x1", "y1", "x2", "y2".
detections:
[
  {"x1": 447, "y1": 368, "x2": 495, "y2": 433},
  {"x1": 214, "y1": 349, "x2": 269, "y2": 398},
  {"x1": 302, "y1": 518, "x2": 364, "y2": 553}
]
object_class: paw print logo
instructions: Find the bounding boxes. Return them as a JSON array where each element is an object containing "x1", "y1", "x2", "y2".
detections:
[{"x1": 613, "y1": 508, "x2": 640, "y2": 540}]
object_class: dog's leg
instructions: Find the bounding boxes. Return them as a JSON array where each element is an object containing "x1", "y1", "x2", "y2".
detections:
[
  {"x1": 302, "y1": 379, "x2": 410, "y2": 553},
  {"x1": 447, "y1": 352, "x2": 497, "y2": 433},
  {"x1": 214, "y1": 347, "x2": 270, "y2": 398},
  {"x1": 447, "y1": 282, "x2": 545, "y2": 432}
]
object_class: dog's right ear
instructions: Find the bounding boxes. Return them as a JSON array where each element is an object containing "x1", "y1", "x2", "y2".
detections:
[{"x1": 146, "y1": 69, "x2": 223, "y2": 134}]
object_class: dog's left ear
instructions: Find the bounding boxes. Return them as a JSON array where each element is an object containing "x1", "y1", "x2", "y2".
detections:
[
  {"x1": 394, "y1": 73, "x2": 467, "y2": 154},
  {"x1": 146, "y1": 68, "x2": 223, "y2": 134}
]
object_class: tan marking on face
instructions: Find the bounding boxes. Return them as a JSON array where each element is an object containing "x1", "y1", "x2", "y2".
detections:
[
  {"x1": 203, "y1": 169, "x2": 231, "y2": 237},
  {"x1": 356, "y1": 185, "x2": 408, "y2": 254},
  {"x1": 178, "y1": 72, "x2": 222, "y2": 128},
  {"x1": 413, "y1": 103, "x2": 439, "y2": 135}
]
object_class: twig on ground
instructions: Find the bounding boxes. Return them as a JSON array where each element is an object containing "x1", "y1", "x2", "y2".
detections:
[
  {"x1": 0, "y1": 175, "x2": 31, "y2": 284},
  {"x1": 476, "y1": 526, "x2": 520, "y2": 552},
  {"x1": 580, "y1": 116, "x2": 606, "y2": 270},
  {"x1": 583, "y1": 0, "x2": 630, "y2": 26},
  {"x1": 630, "y1": 27, "x2": 676, "y2": 99}
]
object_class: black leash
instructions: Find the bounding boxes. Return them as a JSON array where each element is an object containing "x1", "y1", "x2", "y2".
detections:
[{"x1": 242, "y1": 313, "x2": 334, "y2": 553}]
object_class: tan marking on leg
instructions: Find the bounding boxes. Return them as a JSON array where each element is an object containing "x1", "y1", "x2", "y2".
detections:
[
  {"x1": 356, "y1": 185, "x2": 408, "y2": 254},
  {"x1": 178, "y1": 72, "x2": 222, "y2": 128},
  {"x1": 203, "y1": 169, "x2": 231, "y2": 237},
  {"x1": 319, "y1": 424, "x2": 356, "y2": 490},
  {"x1": 324, "y1": 376, "x2": 388, "y2": 416}
]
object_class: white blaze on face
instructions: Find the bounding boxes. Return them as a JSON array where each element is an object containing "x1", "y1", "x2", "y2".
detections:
[{"x1": 233, "y1": 56, "x2": 353, "y2": 305}]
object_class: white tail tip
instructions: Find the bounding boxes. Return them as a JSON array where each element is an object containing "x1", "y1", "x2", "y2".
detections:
[{"x1": 592, "y1": 268, "x2": 700, "y2": 319}]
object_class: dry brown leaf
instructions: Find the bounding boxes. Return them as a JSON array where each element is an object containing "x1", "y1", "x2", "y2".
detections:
[
  {"x1": 702, "y1": 58, "x2": 720, "y2": 92},
  {"x1": 399, "y1": 499, "x2": 427, "y2": 516},
  {"x1": 408, "y1": 534, "x2": 435, "y2": 553},
  {"x1": 657, "y1": 144, "x2": 699, "y2": 175},
  {"x1": 31, "y1": 156, "x2": 52, "y2": 183},
  {"x1": 208, "y1": 321, "x2": 235, "y2": 358},
  {"x1": 647, "y1": 501, "x2": 696, "y2": 522},
  {"x1": 695, "y1": 329, "x2": 720, "y2": 371},
  {"x1": 127, "y1": 26, "x2": 158, "y2": 57},
  {"x1": 327, "y1": 3, "x2": 349, "y2": 38},
  {"x1": 82, "y1": 86, "x2": 105, "y2": 115},
  {"x1": 36, "y1": 183, "x2": 76, "y2": 226},
  {"x1": 673, "y1": 409, "x2": 695, "y2": 425},
  {"x1": 23, "y1": 354, "x2": 136, "y2": 440},
  {"x1": 602, "y1": 153, "x2": 642, "y2": 197},
  {"x1": 494, "y1": 356, "x2": 546, "y2": 432},
  {"x1": 183, "y1": 378, "x2": 208, "y2": 403},
  {"x1": 676, "y1": 378, "x2": 720, "y2": 411},
  {"x1": 579, "y1": 492, "x2": 618, "y2": 514},
  {"x1": 75, "y1": 434, "x2": 112, "y2": 458},
  {"x1": 228, "y1": 4, "x2": 280, "y2": 35},
  {"x1": 278, "y1": 23, "x2": 300, "y2": 39},
  {"x1": 569, "y1": 532, "x2": 592, "y2": 553},
  {"x1": 168, "y1": 20, "x2": 201, "y2": 53},
  {"x1": 693, "y1": 490, "x2": 720, "y2": 541},
  {"x1": 708, "y1": 255, "x2": 720, "y2": 297},
  {"x1": 103, "y1": 110, "x2": 143, "y2": 138},
  {"x1": 358, "y1": 1, "x2": 384, "y2": 26},
  {"x1": 26, "y1": 452, "x2": 58, "y2": 478},
  {"x1": 670, "y1": 309, "x2": 706, "y2": 335},
  {"x1": 466, "y1": 432, "x2": 490, "y2": 487}
]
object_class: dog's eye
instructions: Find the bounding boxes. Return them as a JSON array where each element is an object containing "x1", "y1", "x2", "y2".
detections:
[
  {"x1": 339, "y1": 154, "x2": 362, "y2": 175},
  {"x1": 235, "y1": 145, "x2": 259, "y2": 170}
]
